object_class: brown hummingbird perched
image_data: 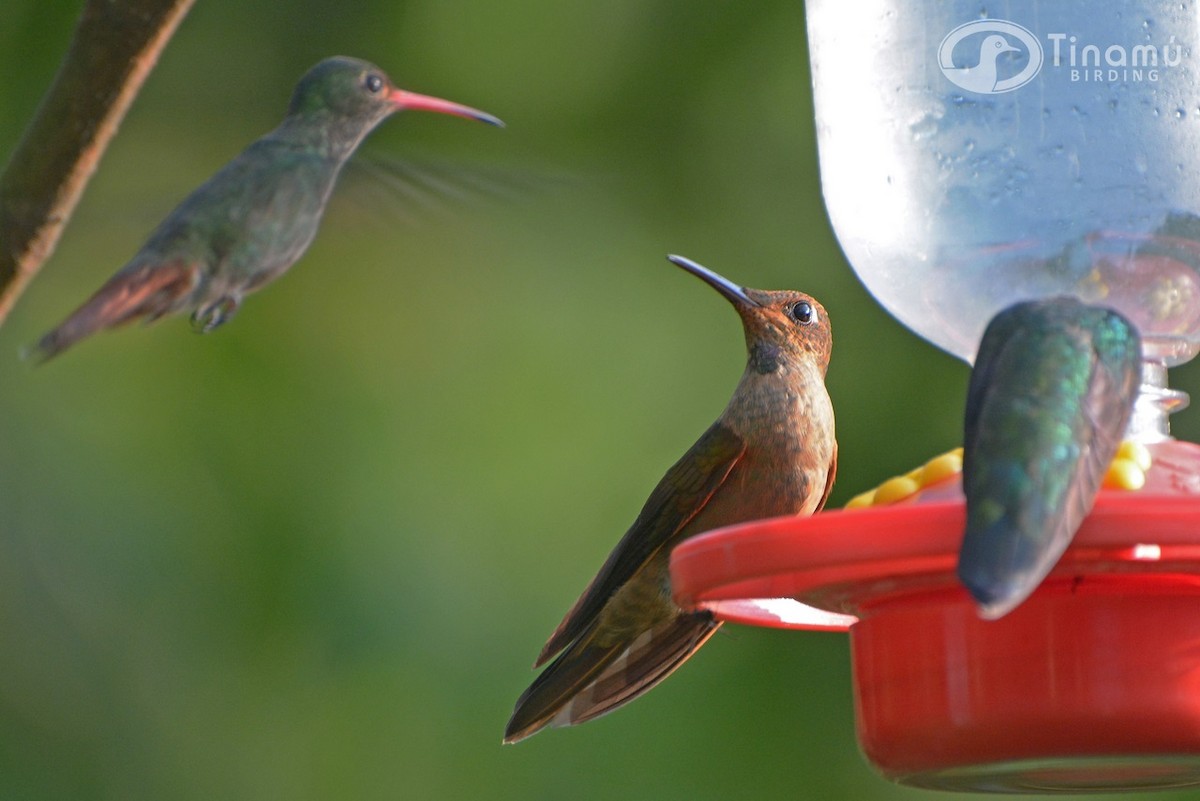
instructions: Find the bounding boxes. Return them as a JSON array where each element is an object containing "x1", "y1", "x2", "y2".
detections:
[
  {"x1": 28, "y1": 56, "x2": 502, "y2": 362},
  {"x1": 504, "y1": 254, "x2": 837, "y2": 743}
]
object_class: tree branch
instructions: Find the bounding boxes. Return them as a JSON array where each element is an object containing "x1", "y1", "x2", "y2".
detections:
[{"x1": 0, "y1": 0, "x2": 195, "y2": 325}]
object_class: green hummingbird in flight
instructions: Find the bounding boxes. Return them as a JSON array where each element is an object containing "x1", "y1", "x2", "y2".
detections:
[
  {"x1": 29, "y1": 56, "x2": 501, "y2": 361},
  {"x1": 958, "y1": 296, "x2": 1141, "y2": 619},
  {"x1": 504, "y1": 254, "x2": 837, "y2": 743}
]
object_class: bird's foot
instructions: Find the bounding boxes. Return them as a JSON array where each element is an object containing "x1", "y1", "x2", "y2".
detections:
[{"x1": 191, "y1": 296, "x2": 240, "y2": 333}]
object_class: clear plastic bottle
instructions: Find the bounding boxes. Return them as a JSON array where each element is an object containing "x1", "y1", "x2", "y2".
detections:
[{"x1": 807, "y1": 1, "x2": 1200, "y2": 367}]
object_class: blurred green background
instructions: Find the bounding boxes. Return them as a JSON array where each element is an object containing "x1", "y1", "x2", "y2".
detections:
[{"x1": 2, "y1": 2, "x2": 1199, "y2": 799}]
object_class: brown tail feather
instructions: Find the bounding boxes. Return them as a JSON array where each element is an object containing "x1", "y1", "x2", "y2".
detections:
[
  {"x1": 27, "y1": 262, "x2": 198, "y2": 362},
  {"x1": 505, "y1": 634, "x2": 624, "y2": 743},
  {"x1": 504, "y1": 612, "x2": 718, "y2": 743}
]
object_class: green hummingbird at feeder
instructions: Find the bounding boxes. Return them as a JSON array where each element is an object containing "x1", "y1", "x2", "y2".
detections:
[
  {"x1": 504, "y1": 255, "x2": 837, "y2": 743},
  {"x1": 29, "y1": 56, "x2": 502, "y2": 362},
  {"x1": 958, "y1": 296, "x2": 1141, "y2": 619}
]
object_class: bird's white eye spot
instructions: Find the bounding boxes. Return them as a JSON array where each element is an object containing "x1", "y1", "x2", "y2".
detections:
[
  {"x1": 788, "y1": 301, "x2": 817, "y2": 325},
  {"x1": 364, "y1": 74, "x2": 384, "y2": 93}
]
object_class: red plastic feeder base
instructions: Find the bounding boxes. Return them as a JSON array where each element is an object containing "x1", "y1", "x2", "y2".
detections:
[{"x1": 670, "y1": 440, "x2": 1200, "y2": 793}]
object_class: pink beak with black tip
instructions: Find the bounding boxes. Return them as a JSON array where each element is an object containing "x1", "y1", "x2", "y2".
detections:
[{"x1": 388, "y1": 88, "x2": 504, "y2": 127}]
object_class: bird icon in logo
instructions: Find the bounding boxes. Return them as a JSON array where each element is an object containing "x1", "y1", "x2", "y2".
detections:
[{"x1": 943, "y1": 34, "x2": 1020, "y2": 93}]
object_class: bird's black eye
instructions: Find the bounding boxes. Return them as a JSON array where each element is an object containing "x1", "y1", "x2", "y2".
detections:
[
  {"x1": 788, "y1": 301, "x2": 816, "y2": 325},
  {"x1": 364, "y1": 74, "x2": 384, "y2": 94}
]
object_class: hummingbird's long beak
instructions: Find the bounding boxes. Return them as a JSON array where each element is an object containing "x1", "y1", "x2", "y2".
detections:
[
  {"x1": 388, "y1": 88, "x2": 505, "y2": 127},
  {"x1": 668, "y1": 254, "x2": 758, "y2": 307}
]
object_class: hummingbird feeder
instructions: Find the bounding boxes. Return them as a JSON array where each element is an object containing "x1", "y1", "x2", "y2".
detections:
[{"x1": 671, "y1": 1, "x2": 1200, "y2": 792}]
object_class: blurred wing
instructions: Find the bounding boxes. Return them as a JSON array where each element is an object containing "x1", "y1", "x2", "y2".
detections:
[
  {"x1": 536, "y1": 422, "x2": 746, "y2": 666},
  {"x1": 341, "y1": 153, "x2": 578, "y2": 226}
]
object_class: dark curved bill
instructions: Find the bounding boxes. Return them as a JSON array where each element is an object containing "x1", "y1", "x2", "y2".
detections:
[{"x1": 667, "y1": 254, "x2": 757, "y2": 307}]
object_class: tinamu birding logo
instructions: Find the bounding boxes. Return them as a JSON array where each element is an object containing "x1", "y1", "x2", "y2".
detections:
[
  {"x1": 939, "y1": 18, "x2": 1185, "y2": 95},
  {"x1": 938, "y1": 20, "x2": 1043, "y2": 94}
]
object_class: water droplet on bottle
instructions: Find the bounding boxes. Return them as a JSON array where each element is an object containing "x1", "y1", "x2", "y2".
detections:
[{"x1": 910, "y1": 115, "x2": 939, "y2": 141}]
